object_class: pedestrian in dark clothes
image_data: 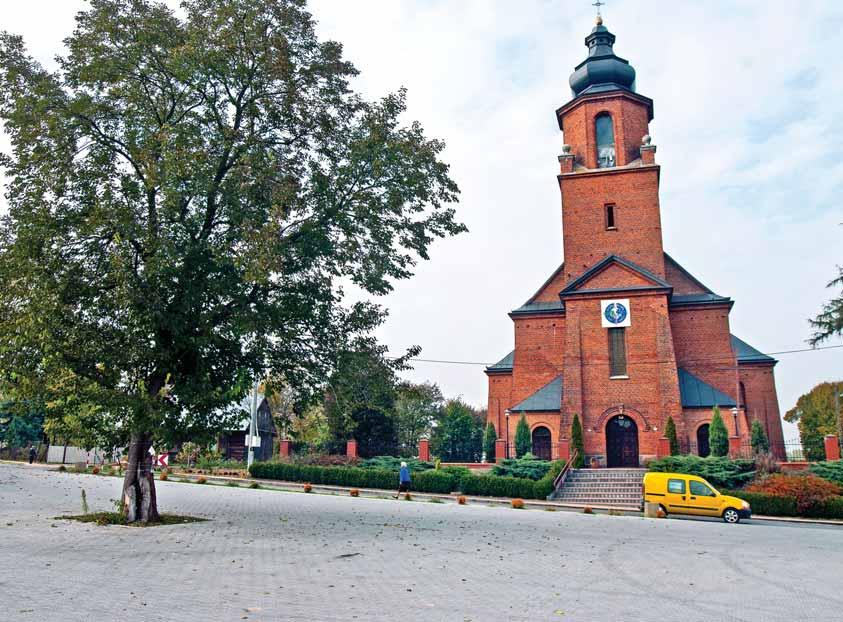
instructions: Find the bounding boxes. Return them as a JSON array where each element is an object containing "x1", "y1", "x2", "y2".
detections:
[
  {"x1": 28, "y1": 445, "x2": 36, "y2": 464},
  {"x1": 394, "y1": 461, "x2": 411, "y2": 498}
]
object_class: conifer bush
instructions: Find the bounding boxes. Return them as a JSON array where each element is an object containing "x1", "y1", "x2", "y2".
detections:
[
  {"x1": 571, "y1": 414, "x2": 585, "y2": 468},
  {"x1": 493, "y1": 456, "x2": 552, "y2": 480},
  {"x1": 514, "y1": 414, "x2": 531, "y2": 458},
  {"x1": 483, "y1": 422, "x2": 497, "y2": 463},
  {"x1": 810, "y1": 461, "x2": 843, "y2": 486},
  {"x1": 750, "y1": 420, "x2": 770, "y2": 455},
  {"x1": 664, "y1": 416, "x2": 679, "y2": 456},
  {"x1": 709, "y1": 407, "x2": 729, "y2": 457},
  {"x1": 647, "y1": 455, "x2": 755, "y2": 489}
]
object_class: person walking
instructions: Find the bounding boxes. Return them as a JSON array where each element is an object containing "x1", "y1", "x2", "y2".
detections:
[
  {"x1": 394, "y1": 461, "x2": 411, "y2": 498},
  {"x1": 28, "y1": 445, "x2": 36, "y2": 464}
]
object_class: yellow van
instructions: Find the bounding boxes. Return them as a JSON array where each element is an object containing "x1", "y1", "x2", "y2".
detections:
[{"x1": 642, "y1": 472, "x2": 751, "y2": 523}]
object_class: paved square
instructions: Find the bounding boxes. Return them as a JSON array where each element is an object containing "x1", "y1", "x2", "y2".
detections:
[{"x1": 1, "y1": 463, "x2": 841, "y2": 621}]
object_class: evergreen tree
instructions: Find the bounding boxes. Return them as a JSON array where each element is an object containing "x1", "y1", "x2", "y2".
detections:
[
  {"x1": 483, "y1": 422, "x2": 497, "y2": 463},
  {"x1": 709, "y1": 407, "x2": 730, "y2": 457},
  {"x1": 514, "y1": 414, "x2": 531, "y2": 458},
  {"x1": 810, "y1": 267, "x2": 843, "y2": 345},
  {"x1": 665, "y1": 416, "x2": 680, "y2": 456},
  {"x1": 429, "y1": 399, "x2": 484, "y2": 462},
  {"x1": 784, "y1": 381, "x2": 841, "y2": 461},
  {"x1": 750, "y1": 419, "x2": 770, "y2": 455},
  {"x1": 571, "y1": 414, "x2": 585, "y2": 468}
]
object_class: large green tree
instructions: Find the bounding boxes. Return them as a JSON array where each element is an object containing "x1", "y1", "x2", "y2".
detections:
[
  {"x1": 810, "y1": 268, "x2": 843, "y2": 345},
  {"x1": 0, "y1": 0, "x2": 461, "y2": 521},
  {"x1": 785, "y1": 381, "x2": 842, "y2": 461},
  {"x1": 430, "y1": 399, "x2": 483, "y2": 462},
  {"x1": 394, "y1": 381, "x2": 443, "y2": 455}
]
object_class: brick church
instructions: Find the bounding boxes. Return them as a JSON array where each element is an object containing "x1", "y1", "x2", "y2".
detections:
[{"x1": 485, "y1": 16, "x2": 785, "y2": 466}]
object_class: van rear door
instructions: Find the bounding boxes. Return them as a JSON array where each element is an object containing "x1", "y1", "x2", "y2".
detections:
[{"x1": 664, "y1": 477, "x2": 689, "y2": 514}]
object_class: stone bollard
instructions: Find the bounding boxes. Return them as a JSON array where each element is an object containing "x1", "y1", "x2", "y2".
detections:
[{"x1": 644, "y1": 502, "x2": 660, "y2": 518}]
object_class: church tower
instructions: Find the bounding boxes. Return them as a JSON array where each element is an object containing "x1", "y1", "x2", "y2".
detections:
[{"x1": 484, "y1": 16, "x2": 785, "y2": 468}]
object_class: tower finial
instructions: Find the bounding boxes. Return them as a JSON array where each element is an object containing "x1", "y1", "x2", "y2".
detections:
[{"x1": 593, "y1": 0, "x2": 605, "y2": 25}]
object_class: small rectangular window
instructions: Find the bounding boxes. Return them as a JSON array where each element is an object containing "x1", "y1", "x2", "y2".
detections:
[
  {"x1": 608, "y1": 327, "x2": 627, "y2": 377},
  {"x1": 667, "y1": 479, "x2": 686, "y2": 494},
  {"x1": 605, "y1": 204, "x2": 616, "y2": 229}
]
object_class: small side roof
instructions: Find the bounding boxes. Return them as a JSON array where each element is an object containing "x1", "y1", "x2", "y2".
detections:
[
  {"x1": 510, "y1": 375, "x2": 563, "y2": 412},
  {"x1": 486, "y1": 350, "x2": 514, "y2": 373},
  {"x1": 731, "y1": 335, "x2": 777, "y2": 364},
  {"x1": 678, "y1": 368, "x2": 736, "y2": 408}
]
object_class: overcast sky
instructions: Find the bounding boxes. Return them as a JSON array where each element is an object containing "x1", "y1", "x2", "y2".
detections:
[{"x1": 2, "y1": 1, "x2": 842, "y2": 439}]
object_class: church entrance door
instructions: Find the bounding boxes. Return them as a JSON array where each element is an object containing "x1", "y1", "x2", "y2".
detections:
[
  {"x1": 697, "y1": 424, "x2": 710, "y2": 457},
  {"x1": 606, "y1": 415, "x2": 639, "y2": 467},
  {"x1": 531, "y1": 426, "x2": 552, "y2": 461}
]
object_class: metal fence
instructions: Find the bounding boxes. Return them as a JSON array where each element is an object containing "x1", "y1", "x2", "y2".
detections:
[{"x1": 683, "y1": 440, "x2": 827, "y2": 462}]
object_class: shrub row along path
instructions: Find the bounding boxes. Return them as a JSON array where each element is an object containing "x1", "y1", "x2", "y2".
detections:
[{"x1": 1, "y1": 462, "x2": 842, "y2": 622}]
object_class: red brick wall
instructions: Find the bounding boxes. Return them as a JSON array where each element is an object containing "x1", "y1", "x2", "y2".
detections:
[
  {"x1": 577, "y1": 262, "x2": 656, "y2": 290},
  {"x1": 531, "y1": 264, "x2": 568, "y2": 303},
  {"x1": 560, "y1": 94, "x2": 651, "y2": 169},
  {"x1": 487, "y1": 373, "x2": 513, "y2": 439},
  {"x1": 669, "y1": 306, "x2": 738, "y2": 404},
  {"x1": 560, "y1": 167, "x2": 665, "y2": 281},
  {"x1": 739, "y1": 364, "x2": 786, "y2": 457},
  {"x1": 665, "y1": 257, "x2": 709, "y2": 295},
  {"x1": 511, "y1": 315, "x2": 565, "y2": 406}
]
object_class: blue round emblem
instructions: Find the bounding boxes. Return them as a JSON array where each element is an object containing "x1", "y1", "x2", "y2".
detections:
[{"x1": 604, "y1": 302, "x2": 628, "y2": 325}]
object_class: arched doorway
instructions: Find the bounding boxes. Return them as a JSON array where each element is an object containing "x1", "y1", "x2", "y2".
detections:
[
  {"x1": 532, "y1": 426, "x2": 552, "y2": 461},
  {"x1": 697, "y1": 424, "x2": 710, "y2": 458},
  {"x1": 606, "y1": 415, "x2": 639, "y2": 467}
]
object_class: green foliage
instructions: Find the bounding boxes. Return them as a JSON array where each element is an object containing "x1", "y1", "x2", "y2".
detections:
[
  {"x1": 647, "y1": 455, "x2": 756, "y2": 489},
  {"x1": 0, "y1": 399, "x2": 44, "y2": 448},
  {"x1": 493, "y1": 457, "x2": 552, "y2": 481},
  {"x1": 0, "y1": 0, "x2": 462, "y2": 475},
  {"x1": 288, "y1": 404, "x2": 330, "y2": 454},
  {"x1": 810, "y1": 461, "x2": 843, "y2": 486},
  {"x1": 430, "y1": 399, "x2": 483, "y2": 462},
  {"x1": 571, "y1": 414, "x2": 584, "y2": 468},
  {"x1": 722, "y1": 491, "x2": 799, "y2": 517},
  {"x1": 358, "y1": 456, "x2": 434, "y2": 472},
  {"x1": 784, "y1": 381, "x2": 841, "y2": 461},
  {"x1": 251, "y1": 459, "x2": 565, "y2": 499},
  {"x1": 664, "y1": 416, "x2": 679, "y2": 456},
  {"x1": 709, "y1": 407, "x2": 729, "y2": 457},
  {"x1": 514, "y1": 414, "x2": 531, "y2": 459},
  {"x1": 750, "y1": 420, "x2": 770, "y2": 455},
  {"x1": 394, "y1": 382, "x2": 443, "y2": 454},
  {"x1": 810, "y1": 267, "x2": 843, "y2": 346},
  {"x1": 350, "y1": 406, "x2": 397, "y2": 458},
  {"x1": 483, "y1": 422, "x2": 497, "y2": 463}
]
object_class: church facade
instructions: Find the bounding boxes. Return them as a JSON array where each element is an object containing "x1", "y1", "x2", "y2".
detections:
[{"x1": 485, "y1": 17, "x2": 785, "y2": 467}]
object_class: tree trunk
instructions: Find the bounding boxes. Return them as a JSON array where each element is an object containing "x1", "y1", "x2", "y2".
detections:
[{"x1": 122, "y1": 433, "x2": 160, "y2": 523}]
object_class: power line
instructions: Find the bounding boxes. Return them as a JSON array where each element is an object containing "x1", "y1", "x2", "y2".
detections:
[{"x1": 401, "y1": 343, "x2": 843, "y2": 367}]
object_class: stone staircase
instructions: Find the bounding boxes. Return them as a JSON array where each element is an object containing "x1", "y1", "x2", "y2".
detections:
[{"x1": 550, "y1": 468, "x2": 646, "y2": 509}]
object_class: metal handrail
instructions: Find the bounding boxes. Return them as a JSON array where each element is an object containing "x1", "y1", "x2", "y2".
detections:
[{"x1": 552, "y1": 448, "x2": 579, "y2": 491}]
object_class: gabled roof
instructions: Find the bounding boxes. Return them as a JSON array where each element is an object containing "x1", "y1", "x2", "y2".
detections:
[
  {"x1": 678, "y1": 368, "x2": 736, "y2": 408},
  {"x1": 486, "y1": 350, "x2": 514, "y2": 373},
  {"x1": 560, "y1": 254, "x2": 671, "y2": 296},
  {"x1": 510, "y1": 375, "x2": 563, "y2": 412},
  {"x1": 731, "y1": 335, "x2": 777, "y2": 365}
]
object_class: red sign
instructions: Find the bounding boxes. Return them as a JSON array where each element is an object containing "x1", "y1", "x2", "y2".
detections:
[{"x1": 155, "y1": 453, "x2": 169, "y2": 467}]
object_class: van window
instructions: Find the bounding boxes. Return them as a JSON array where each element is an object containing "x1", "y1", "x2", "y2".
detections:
[
  {"x1": 690, "y1": 480, "x2": 716, "y2": 497},
  {"x1": 667, "y1": 479, "x2": 686, "y2": 494}
]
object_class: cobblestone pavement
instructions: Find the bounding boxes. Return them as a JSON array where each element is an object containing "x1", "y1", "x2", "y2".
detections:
[{"x1": 1, "y1": 462, "x2": 842, "y2": 622}]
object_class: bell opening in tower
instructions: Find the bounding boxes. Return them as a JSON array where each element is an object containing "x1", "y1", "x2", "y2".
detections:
[{"x1": 596, "y1": 113, "x2": 615, "y2": 168}]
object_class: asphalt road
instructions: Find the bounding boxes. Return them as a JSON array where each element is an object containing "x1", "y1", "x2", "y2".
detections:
[{"x1": 1, "y1": 462, "x2": 841, "y2": 622}]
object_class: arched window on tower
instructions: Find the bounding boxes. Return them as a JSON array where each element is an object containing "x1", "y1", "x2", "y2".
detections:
[{"x1": 596, "y1": 114, "x2": 616, "y2": 168}]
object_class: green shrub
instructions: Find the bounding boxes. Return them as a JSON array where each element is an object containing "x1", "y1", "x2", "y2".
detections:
[
  {"x1": 493, "y1": 457, "x2": 552, "y2": 480},
  {"x1": 514, "y1": 414, "x2": 530, "y2": 458},
  {"x1": 810, "y1": 461, "x2": 843, "y2": 487},
  {"x1": 571, "y1": 414, "x2": 584, "y2": 468},
  {"x1": 723, "y1": 491, "x2": 798, "y2": 517},
  {"x1": 648, "y1": 455, "x2": 755, "y2": 489},
  {"x1": 803, "y1": 496, "x2": 843, "y2": 519},
  {"x1": 665, "y1": 416, "x2": 679, "y2": 456},
  {"x1": 750, "y1": 420, "x2": 770, "y2": 455},
  {"x1": 709, "y1": 407, "x2": 729, "y2": 457},
  {"x1": 358, "y1": 456, "x2": 434, "y2": 472},
  {"x1": 483, "y1": 422, "x2": 497, "y2": 463},
  {"x1": 439, "y1": 465, "x2": 471, "y2": 480}
]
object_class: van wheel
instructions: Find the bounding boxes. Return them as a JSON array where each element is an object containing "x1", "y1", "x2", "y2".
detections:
[
  {"x1": 659, "y1": 504, "x2": 668, "y2": 516},
  {"x1": 723, "y1": 508, "x2": 740, "y2": 524}
]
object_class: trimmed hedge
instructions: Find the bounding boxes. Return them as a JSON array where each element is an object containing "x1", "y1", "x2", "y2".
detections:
[
  {"x1": 250, "y1": 459, "x2": 565, "y2": 500},
  {"x1": 722, "y1": 490, "x2": 843, "y2": 519}
]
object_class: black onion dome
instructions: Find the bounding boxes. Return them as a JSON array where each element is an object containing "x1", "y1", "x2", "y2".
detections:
[{"x1": 568, "y1": 19, "x2": 636, "y2": 97}]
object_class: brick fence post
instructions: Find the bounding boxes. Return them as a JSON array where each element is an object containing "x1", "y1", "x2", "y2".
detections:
[
  {"x1": 657, "y1": 437, "x2": 670, "y2": 458},
  {"x1": 558, "y1": 439, "x2": 570, "y2": 462},
  {"x1": 346, "y1": 439, "x2": 358, "y2": 459},
  {"x1": 278, "y1": 439, "x2": 292, "y2": 459},
  {"x1": 825, "y1": 435, "x2": 841, "y2": 461},
  {"x1": 728, "y1": 436, "x2": 742, "y2": 459},
  {"x1": 495, "y1": 439, "x2": 507, "y2": 463},
  {"x1": 418, "y1": 438, "x2": 430, "y2": 462}
]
